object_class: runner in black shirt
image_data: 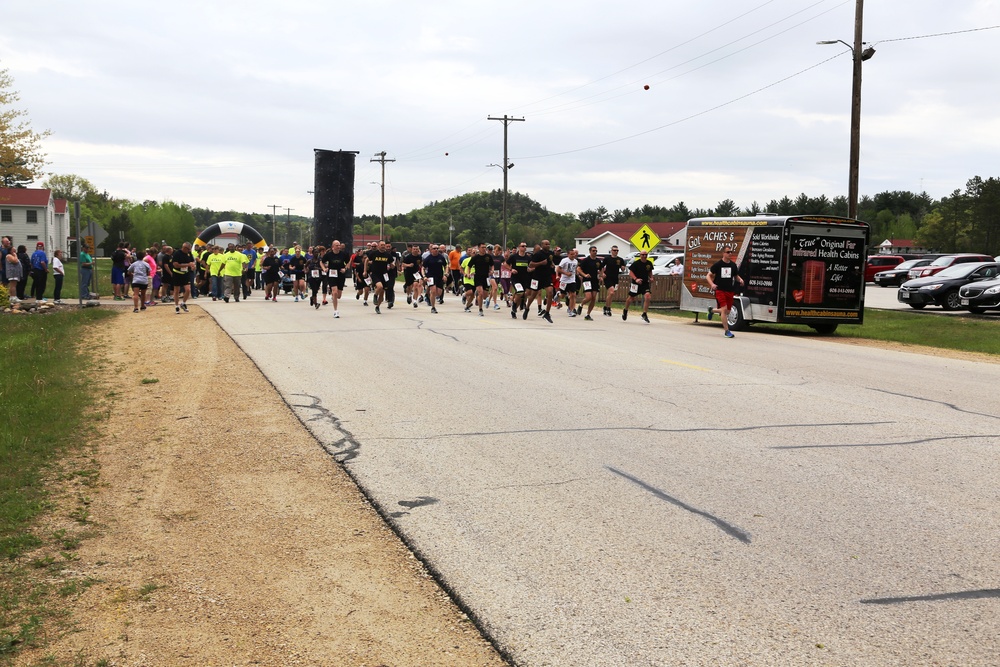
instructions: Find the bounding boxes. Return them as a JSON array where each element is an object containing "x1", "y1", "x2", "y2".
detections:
[
  {"x1": 322, "y1": 240, "x2": 350, "y2": 317},
  {"x1": 261, "y1": 248, "x2": 281, "y2": 301},
  {"x1": 523, "y1": 239, "x2": 555, "y2": 323},
  {"x1": 504, "y1": 242, "x2": 532, "y2": 319},
  {"x1": 468, "y1": 242, "x2": 494, "y2": 316},
  {"x1": 577, "y1": 246, "x2": 603, "y2": 320},
  {"x1": 421, "y1": 244, "x2": 448, "y2": 314},
  {"x1": 364, "y1": 241, "x2": 394, "y2": 314},
  {"x1": 601, "y1": 245, "x2": 627, "y2": 317},
  {"x1": 287, "y1": 248, "x2": 307, "y2": 302},
  {"x1": 402, "y1": 244, "x2": 424, "y2": 308},
  {"x1": 170, "y1": 242, "x2": 196, "y2": 314},
  {"x1": 622, "y1": 250, "x2": 654, "y2": 323}
]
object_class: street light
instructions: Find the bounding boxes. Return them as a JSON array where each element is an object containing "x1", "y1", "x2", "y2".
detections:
[{"x1": 818, "y1": 0, "x2": 874, "y2": 220}]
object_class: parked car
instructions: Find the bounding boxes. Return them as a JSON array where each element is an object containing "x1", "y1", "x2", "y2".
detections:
[
  {"x1": 959, "y1": 275, "x2": 1000, "y2": 313},
  {"x1": 651, "y1": 253, "x2": 685, "y2": 276},
  {"x1": 865, "y1": 255, "x2": 905, "y2": 282},
  {"x1": 873, "y1": 258, "x2": 933, "y2": 287},
  {"x1": 897, "y1": 261, "x2": 1000, "y2": 309},
  {"x1": 907, "y1": 253, "x2": 995, "y2": 279}
]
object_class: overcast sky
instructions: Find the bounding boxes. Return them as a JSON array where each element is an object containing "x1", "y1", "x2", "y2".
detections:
[{"x1": 3, "y1": 1, "x2": 998, "y2": 221}]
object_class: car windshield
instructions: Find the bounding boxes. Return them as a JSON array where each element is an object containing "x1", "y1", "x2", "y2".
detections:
[
  {"x1": 934, "y1": 263, "x2": 982, "y2": 279},
  {"x1": 893, "y1": 259, "x2": 923, "y2": 270},
  {"x1": 929, "y1": 256, "x2": 960, "y2": 267}
]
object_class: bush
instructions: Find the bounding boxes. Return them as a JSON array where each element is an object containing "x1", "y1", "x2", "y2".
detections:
[{"x1": 0, "y1": 283, "x2": 9, "y2": 309}]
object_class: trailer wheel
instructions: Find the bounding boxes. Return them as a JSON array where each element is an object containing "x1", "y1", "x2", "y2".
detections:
[
  {"x1": 810, "y1": 323, "x2": 839, "y2": 335},
  {"x1": 727, "y1": 298, "x2": 749, "y2": 331}
]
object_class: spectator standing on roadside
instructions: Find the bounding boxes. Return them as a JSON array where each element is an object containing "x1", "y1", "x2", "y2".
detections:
[
  {"x1": 78, "y1": 244, "x2": 94, "y2": 300},
  {"x1": 5, "y1": 243, "x2": 23, "y2": 303},
  {"x1": 15, "y1": 245, "x2": 29, "y2": 300},
  {"x1": 706, "y1": 245, "x2": 744, "y2": 338},
  {"x1": 0, "y1": 236, "x2": 10, "y2": 287},
  {"x1": 30, "y1": 242, "x2": 49, "y2": 302},
  {"x1": 111, "y1": 241, "x2": 128, "y2": 300},
  {"x1": 52, "y1": 249, "x2": 65, "y2": 303}
]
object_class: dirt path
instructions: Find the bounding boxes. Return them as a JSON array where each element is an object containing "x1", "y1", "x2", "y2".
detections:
[{"x1": 16, "y1": 305, "x2": 507, "y2": 666}]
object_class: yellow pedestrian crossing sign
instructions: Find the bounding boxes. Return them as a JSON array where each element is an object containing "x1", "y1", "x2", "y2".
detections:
[{"x1": 630, "y1": 224, "x2": 660, "y2": 252}]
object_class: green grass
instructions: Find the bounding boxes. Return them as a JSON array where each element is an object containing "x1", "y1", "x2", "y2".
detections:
[
  {"x1": 668, "y1": 308, "x2": 1000, "y2": 356},
  {"x1": 18, "y1": 258, "x2": 116, "y2": 301},
  {"x1": 0, "y1": 307, "x2": 117, "y2": 660}
]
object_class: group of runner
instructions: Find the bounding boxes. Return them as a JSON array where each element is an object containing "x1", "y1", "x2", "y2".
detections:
[
  {"x1": 337, "y1": 239, "x2": 657, "y2": 323},
  {"x1": 149, "y1": 238, "x2": 663, "y2": 323}
]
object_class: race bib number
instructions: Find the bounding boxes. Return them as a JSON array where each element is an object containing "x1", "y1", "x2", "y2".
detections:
[
  {"x1": 583, "y1": 280, "x2": 592, "y2": 291},
  {"x1": 629, "y1": 283, "x2": 639, "y2": 294},
  {"x1": 329, "y1": 269, "x2": 338, "y2": 277},
  {"x1": 311, "y1": 270, "x2": 320, "y2": 278},
  {"x1": 514, "y1": 282, "x2": 524, "y2": 293},
  {"x1": 365, "y1": 276, "x2": 372, "y2": 286},
  {"x1": 278, "y1": 271, "x2": 285, "y2": 278},
  {"x1": 426, "y1": 277, "x2": 434, "y2": 285},
  {"x1": 383, "y1": 273, "x2": 390, "y2": 282},
  {"x1": 530, "y1": 279, "x2": 539, "y2": 290}
]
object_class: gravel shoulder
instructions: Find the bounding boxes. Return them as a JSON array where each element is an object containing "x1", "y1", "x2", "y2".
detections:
[{"x1": 15, "y1": 303, "x2": 507, "y2": 666}]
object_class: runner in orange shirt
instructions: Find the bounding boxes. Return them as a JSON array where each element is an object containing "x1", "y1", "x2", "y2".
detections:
[{"x1": 448, "y1": 245, "x2": 463, "y2": 295}]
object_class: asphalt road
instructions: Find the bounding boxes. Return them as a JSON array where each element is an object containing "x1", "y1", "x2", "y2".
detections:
[{"x1": 202, "y1": 292, "x2": 1000, "y2": 667}]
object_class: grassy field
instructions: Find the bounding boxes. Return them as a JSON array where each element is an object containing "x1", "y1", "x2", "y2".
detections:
[
  {"x1": 14, "y1": 258, "x2": 116, "y2": 302},
  {"x1": 670, "y1": 307, "x2": 1000, "y2": 356},
  {"x1": 0, "y1": 308, "x2": 117, "y2": 659}
]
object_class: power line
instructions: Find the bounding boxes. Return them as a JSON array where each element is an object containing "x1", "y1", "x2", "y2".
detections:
[
  {"x1": 517, "y1": 52, "x2": 846, "y2": 160},
  {"x1": 873, "y1": 25, "x2": 1000, "y2": 44}
]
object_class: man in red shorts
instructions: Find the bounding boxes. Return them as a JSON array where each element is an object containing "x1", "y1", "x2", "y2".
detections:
[{"x1": 706, "y1": 245, "x2": 744, "y2": 338}]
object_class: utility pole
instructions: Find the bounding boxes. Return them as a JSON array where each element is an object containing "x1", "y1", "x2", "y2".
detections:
[
  {"x1": 268, "y1": 204, "x2": 281, "y2": 247},
  {"x1": 370, "y1": 151, "x2": 395, "y2": 241},
  {"x1": 848, "y1": 0, "x2": 865, "y2": 220},
  {"x1": 817, "y1": 0, "x2": 872, "y2": 220},
  {"x1": 487, "y1": 115, "x2": 524, "y2": 248},
  {"x1": 285, "y1": 208, "x2": 295, "y2": 247}
]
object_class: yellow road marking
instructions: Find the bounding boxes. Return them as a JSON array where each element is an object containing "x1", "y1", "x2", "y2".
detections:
[{"x1": 659, "y1": 359, "x2": 711, "y2": 372}]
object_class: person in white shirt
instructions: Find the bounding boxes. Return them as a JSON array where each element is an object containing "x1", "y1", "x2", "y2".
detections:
[
  {"x1": 558, "y1": 249, "x2": 580, "y2": 317},
  {"x1": 52, "y1": 250, "x2": 65, "y2": 303}
]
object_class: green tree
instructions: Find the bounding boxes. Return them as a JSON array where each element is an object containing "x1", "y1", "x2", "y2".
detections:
[
  {"x1": 127, "y1": 201, "x2": 197, "y2": 251},
  {"x1": 916, "y1": 190, "x2": 971, "y2": 252},
  {"x1": 965, "y1": 176, "x2": 1000, "y2": 255},
  {"x1": 0, "y1": 67, "x2": 51, "y2": 187},
  {"x1": 713, "y1": 199, "x2": 739, "y2": 216}
]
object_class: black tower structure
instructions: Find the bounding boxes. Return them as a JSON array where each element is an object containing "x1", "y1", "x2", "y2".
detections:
[{"x1": 313, "y1": 149, "x2": 359, "y2": 254}]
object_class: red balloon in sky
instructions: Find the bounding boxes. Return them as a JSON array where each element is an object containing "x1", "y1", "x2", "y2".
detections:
[
  {"x1": 643, "y1": 84, "x2": 650, "y2": 90},
  {"x1": 445, "y1": 152, "x2": 449, "y2": 156}
]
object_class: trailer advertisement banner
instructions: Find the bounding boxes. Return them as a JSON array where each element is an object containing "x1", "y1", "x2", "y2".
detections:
[
  {"x1": 682, "y1": 221, "x2": 783, "y2": 305},
  {"x1": 780, "y1": 232, "x2": 865, "y2": 318}
]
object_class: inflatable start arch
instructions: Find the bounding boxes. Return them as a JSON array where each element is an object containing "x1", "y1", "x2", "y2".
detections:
[{"x1": 194, "y1": 221, "x2": 267, "y2": 249}]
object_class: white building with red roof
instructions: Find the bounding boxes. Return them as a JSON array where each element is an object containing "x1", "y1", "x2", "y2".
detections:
[
  {"x1": 574, "y1": 221, "x2": 687, "y2": 255},
  {"x1": 0, "y1": 187, "x2": 69, "y2": 255}
]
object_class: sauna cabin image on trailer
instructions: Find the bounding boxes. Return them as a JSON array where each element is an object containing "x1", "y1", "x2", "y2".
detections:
[{"x1": 680, "y1": 215, "x2": 870, "y2": 335}]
